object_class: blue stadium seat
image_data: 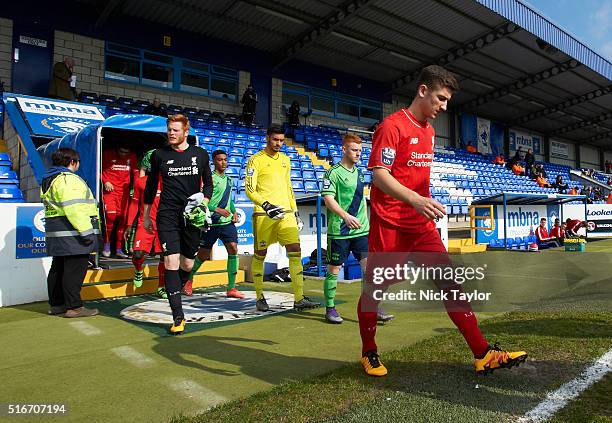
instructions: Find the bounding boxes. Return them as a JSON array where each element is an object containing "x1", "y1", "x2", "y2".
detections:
[
  {"x1": 0, "y1": 185, "x2": 24, "y2": 202},
  {"x1": 290, "y1": 169, "x2": 302, "y2": 179},
  {"x1": 229, "y1": 147, "x2": 244, "y2": 156},
  {"x1": 301, "y1": 162, "x2": 314, "y2": 170},
  {"x1": 223, "y1": 167, "x2": 238, "y2": 176},
  {"x1": 235, "y1": 192, "x2": 249, "y2": 203},
  {"x1": 292, "y1": 180, "x2": 305, "y2": 193},
  {"x1": 228, "y1": 156, "x2": 242, "y2": 165},
  {"x1": 302, "y1": 171, "x2": 316, "y2": 181},
  {"x1": 304, "y1": 181, "x2": 319, "y2": 193},
  {"x1": 290, "y1": 161, "x2": 300, "y2": 170},
  {"x1": 0, "y1": 171, "x2": 18, "y2": 185}
]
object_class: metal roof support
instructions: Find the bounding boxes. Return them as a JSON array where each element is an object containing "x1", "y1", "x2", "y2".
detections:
[
  {"x1": 511, "y1": 85, "x2": 612, "y2": 125},
  {"x1": 553, "y1": 111, "x2": 612, "y2": 136},
  {"x1": 95, "y1": 0, "x2": 122, "y2": 28},
  {"x1": 274, "y1": 0, "x2": 373, "y2": 67},
  {"x1": 393, "y1": 22, "x2": 518, "y2": 89},
  {"x1": 583, "y1": 130, "x2": 612, "y2": 144},
  {"x1": 461, "y1": 59, "x2": 579, "y2": 109}
]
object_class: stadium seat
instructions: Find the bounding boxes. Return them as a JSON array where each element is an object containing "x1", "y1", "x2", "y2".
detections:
[
  {"x1": 0, "y1": 171, "x2": 19, "y2": 185},
  {"x1": 292, "y1": 180, "x2": 305, "y2": 193},
  {"x1": 0, "y1": 185, "x2": 24, "y2": 202},
  {"x1": 304, "y1": 181, "x2": 319, "y2": 193},
  {"x1": 302, "y1": 171, "x2": 316, "y2": 181}
]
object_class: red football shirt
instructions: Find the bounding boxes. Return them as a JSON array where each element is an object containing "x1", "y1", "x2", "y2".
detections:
[
  {"x1": 566, "y1": 219, "x2": 582, "y2": 234},
  {"x1": 368, "y1": 109, "x2": 436, "y2": 232},
  {"x1": 127, "y1": 174, "x2": 161, "y2": 226},
  {"x1": 535, "y1": 226, "x2": 551, "y2": 241},
  {"x1": 101, "y1": 149, "x2": 137, "y2": 193},
  {"x1": 550, "y1": 226, "x2": 564, "y2": 238}
]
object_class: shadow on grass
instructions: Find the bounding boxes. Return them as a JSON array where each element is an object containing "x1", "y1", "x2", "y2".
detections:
[{"x1": 152, "y1": 334, "x2": 346, "y2": 385}]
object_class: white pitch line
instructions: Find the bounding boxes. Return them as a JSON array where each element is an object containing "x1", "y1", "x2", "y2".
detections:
[
  {"x1": 68, "y1": 321, "x2": 102, "y2": 336},
  {"x1": 110, "y1": 346, "x2": 155, "y2": 368},
  {"x1": 517, "y1": 349, "x2": 612, "y2": 423},
  {"x1": 167, "y1": 378, "x2": 227, "y2": 412}
]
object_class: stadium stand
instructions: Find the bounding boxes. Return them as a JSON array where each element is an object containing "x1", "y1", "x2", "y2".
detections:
[{"x1": 0, "y1": 152, "x2": 24, "y2": 202}]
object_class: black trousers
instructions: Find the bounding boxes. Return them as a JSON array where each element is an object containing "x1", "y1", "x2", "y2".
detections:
[{"x1": 47, "y1": 254, "x2": 89, "y2": 310}]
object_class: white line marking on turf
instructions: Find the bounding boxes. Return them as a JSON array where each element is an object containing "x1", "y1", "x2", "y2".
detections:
[
  {"x1": 518, "y1": 348, "x2": 612, "y2": 423},
  {"x1": 110, "y1": 346, "x2": 155, "y2": 368},
  {"x1": 68, "y1": 321, "x2": 102, "y2": 336},
  {"x1": 167, "y1": 378, "x2": 227, "y2": 411}
]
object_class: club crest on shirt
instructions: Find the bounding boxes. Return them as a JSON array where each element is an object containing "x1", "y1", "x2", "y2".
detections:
[
  {"x1": 247, "y1": 168, "x2": 254, "y2": 176},
  {"x1": 323, "y1": 179, "x2": 331, "y2": 189},
  {"x1": 381, "y1": 147, "x2": 396, "y2": 166},
  {"x1": 191, "y1": 156, "x2": 197, "y2": 165}
]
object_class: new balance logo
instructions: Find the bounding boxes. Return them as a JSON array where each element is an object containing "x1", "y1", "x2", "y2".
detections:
[
  {"x1": 410, "y1": 137, "x2": 419, "y2": 145},
  {"x1": 167, "y1": 160, "x2": 174, "y2": 164}
]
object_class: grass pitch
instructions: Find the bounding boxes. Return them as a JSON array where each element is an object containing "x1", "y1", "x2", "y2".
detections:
[{"x1": 1, "y1": 241, "x2": 611, "y2": 423}]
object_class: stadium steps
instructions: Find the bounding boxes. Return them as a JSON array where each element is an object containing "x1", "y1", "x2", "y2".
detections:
[
  {"x1": 447, "y1": 238, "x2": 487, "y2": 254},
  {"x1": 285, "y1": 139, "x2": 330, "y2": 169},
  {"x1": 80, "y1": 260, "x2": 245, "y2": 300}
]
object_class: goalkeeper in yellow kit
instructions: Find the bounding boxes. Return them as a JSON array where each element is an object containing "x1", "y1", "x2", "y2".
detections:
[{"x1": 245, "y1": 125, "x2": 320, "y2": 311}]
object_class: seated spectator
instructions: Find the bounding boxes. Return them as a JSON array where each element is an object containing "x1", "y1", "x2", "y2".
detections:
[
  {"x1": 536, "y1": 174, "x2": 551, "y2": 188},
  {"x1": 511, "y1": 160, "x2": 525, "y2": 176},
  {"x1": 512, "y1": 146, "x2": 524, "y2": 162},
  {"x1": 549, "y1": 218, "x2": 565, "y2": 245},
  {"x1": 607, "y1": 177, "x2": 612, "y2": 186},
  {"x1": 492, "y1": 154, "x2": 505, "y2": 165},
  {"x1": 607, "y1": 191, "x2": 612, "y2": 204},
  {"x1": 565, "y1": 218, "x2": 586, "y2": 237},
  {"x1": 143, "y1": 98, "x2": 166, "y2": 116},
  {"x1": 553, "y1": 175, "x2": 568, "y2": 193},
  {"x1": 535, "y1": 218, "x2": 560, "y2": 248},
  {"x1": 466, "y1": 141, "x2": 479, "y2": 154},
  {"x1": 568, "y1": 187, "x2": 578, "y2": 195}
]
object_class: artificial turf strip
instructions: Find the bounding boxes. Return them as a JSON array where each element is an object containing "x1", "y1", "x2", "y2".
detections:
[{"x1": 173, "y1": 311, "x2": 612, "y2": 423}]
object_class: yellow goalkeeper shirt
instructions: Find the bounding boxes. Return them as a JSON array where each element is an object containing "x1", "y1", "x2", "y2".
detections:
[{"x1": 245, "y1": 150, "x2": 297, "y2": 214}]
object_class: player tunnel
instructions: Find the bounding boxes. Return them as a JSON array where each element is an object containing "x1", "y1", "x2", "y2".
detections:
[{"x1": 37, "y1": 114, "x2": 197, "y2": 201}]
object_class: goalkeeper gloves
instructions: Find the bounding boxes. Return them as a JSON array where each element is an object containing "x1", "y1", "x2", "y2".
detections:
[
  {"x1": 262, "y1": 201, "x2": 285, "y2": 220},
  {"x1": 295, "y1": 211, "x2": 304, "y2": 231},
  {"x1": 184, "y1": 194, "x2": 212, "y2": 229}
]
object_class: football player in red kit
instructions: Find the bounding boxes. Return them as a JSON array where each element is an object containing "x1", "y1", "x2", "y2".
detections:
[
  {"x1": 358, "y1": 65, "x2": 527, "y2": 377},
  {"x1": 125, "y1": 150, "x2": 166, "y2": 298},
  {"x1": 101, "y1": 146, "x2": 137, "y2": 258}
]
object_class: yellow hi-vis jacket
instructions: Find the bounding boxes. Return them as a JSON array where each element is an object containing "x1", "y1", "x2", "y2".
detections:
[{"x1": 41, "y1": 171, "x2": 101, "y2": 256}]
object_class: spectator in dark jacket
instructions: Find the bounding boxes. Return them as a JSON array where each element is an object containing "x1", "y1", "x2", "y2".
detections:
[
  {"x1": 143, "y1": 98, "x2": 166, "y2": 116},
  {"x1": 48, "y1": 57, "x2": 76, "y2": 101},
  {"x1": 553, "y1": 175, "x2": 568, "y2": 193},
  {"x1": 287, "y1": 100, "x2": 301, "y2": 127},
  {"x1": 241, "y1": 85, "x2": 258, "y2": 125}
]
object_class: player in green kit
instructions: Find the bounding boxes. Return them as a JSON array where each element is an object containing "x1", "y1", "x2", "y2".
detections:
[
  {"x1": 186, "y1": 150, "x2": 244, "y2": 298},
  {"x1": 322, "y1": 134, "x2": 393, "y2": 323}
]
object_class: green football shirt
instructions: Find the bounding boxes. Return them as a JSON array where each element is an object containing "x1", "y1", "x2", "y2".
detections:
[
  {"x1": 208, "y1": 171, "x2": 236, "y2": 226},
  {"x1": 321, "y1": 163, "x2": 369, "y2": 239}
]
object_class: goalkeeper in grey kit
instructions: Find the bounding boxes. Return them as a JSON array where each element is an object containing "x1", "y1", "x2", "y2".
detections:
[{"x1": 143, "y1": 114, "x2": 213, "y2": 334}]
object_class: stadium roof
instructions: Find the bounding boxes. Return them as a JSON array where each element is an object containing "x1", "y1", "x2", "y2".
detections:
[{"x1": 77, "y1": 0, "x2": 612, "y2": 148}]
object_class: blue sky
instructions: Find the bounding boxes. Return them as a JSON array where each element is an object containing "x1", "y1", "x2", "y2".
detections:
[{"x1": 524, "y1": 0, "x2": 612, "y2": 61}]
